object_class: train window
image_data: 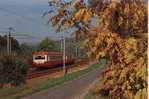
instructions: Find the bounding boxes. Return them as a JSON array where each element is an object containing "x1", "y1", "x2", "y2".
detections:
[
  {"x1": 34, "y1": 56, "x2": 45, "y2": 60},
  {"x1": 50, "y1": 55, "x2": 63, "y2": 61}
]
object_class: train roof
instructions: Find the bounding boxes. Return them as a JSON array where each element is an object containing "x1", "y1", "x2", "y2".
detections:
[{"x1": 32, "y1": 51, "x2": 63, "y2": 55}]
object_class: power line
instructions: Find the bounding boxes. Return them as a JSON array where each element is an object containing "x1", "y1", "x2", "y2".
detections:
[
  {"x1": 0, "y1": 32, "x2": 39, "y2": 39},
  {"x1": 0, "y1": 27, "x2": 41, "y2": 54},
  {"x1": 0, "y1": 7, "x2": 50, "y2": 38},
  {"x1": 0, "y1": 7, "x2": 42, "y2": 24}
]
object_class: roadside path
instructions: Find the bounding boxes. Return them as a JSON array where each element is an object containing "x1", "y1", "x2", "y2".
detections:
[{"x1": 22, "y1": 61, "x2": 105, "y2": 99}]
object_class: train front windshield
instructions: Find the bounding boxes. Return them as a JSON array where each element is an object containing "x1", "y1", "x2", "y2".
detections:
[
  {"x1": 33, "y1": 55, "x2": 47, "y2": 64},
  {"x1": 34, "y1": 56, "x2": 45, "y2": 60}
]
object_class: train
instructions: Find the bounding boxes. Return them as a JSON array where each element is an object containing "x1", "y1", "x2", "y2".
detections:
[{"x1": 32, "y1": 51, "x2": 75, "y2": 68}]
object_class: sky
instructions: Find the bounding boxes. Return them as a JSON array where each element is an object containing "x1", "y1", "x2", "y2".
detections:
[
  {"x1": 0, "y1": 0, "x2": 62, "y2": 44},
  {"x1": 0, "y1": 0, "x2": 147, "y2": 44}
]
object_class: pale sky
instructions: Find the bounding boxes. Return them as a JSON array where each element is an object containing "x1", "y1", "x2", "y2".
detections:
[
  {"x1": 0, "y1": 0, "x2": 60, "y2": 44},
  {"x1": 0, "y1": 0, "x2": 147, "y2": 44}
]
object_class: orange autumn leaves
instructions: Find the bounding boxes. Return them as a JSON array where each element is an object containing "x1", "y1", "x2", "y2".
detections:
[{"x1": 49, "y1": 0, "x2": 147, "y2": 98}]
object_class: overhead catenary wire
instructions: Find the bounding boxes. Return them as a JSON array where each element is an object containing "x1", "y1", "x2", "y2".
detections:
[
  {"x1": 0, "y1": 7, "x2": 44, "y2": 25},
  {"x1": 0, "y1": 27, "x2": 41, "y2": 54},
  {"x1": 0, "y1": 7, "x2": 54, "y2": 41},
  {"x1": 0, "y1": 32, "x2": 40, "y2": 40}
]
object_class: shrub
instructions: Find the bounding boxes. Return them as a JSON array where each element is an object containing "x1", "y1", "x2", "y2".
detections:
[{"x1": 0, "y1": 52, "x2": 28, "y2": 88}]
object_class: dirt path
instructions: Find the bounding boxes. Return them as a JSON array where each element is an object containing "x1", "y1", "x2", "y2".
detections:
[{"x1": 22, "y1": 61, "x2": 105, "y2": 99}]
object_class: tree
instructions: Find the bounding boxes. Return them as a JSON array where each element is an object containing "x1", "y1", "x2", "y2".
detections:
[
  {"x1": 0, "y1": 52, "x2": 28, "y2": 88},
  {"x1": 37, "y1": 37, "x2": 57, "y2": 51},
  {"x1": 47, "y1": 0, "x2": 147, "y2": 98},
  {"x1": 0, "y1": 35, "x2": 20, "y2": 52}
]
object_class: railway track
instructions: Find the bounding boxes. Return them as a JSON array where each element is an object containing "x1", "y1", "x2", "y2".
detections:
[{"x1": 27, "y1": 60, "x2": 89, "y2": 79}]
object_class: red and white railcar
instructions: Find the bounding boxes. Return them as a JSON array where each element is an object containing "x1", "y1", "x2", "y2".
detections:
[{"x1": 32, "y1": 51, "x2": 75, "y2": 68}]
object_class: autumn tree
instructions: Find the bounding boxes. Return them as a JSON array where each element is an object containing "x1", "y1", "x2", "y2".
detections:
[{"x1": 46, "y1": 0, "x2": 147, "y2": 98}]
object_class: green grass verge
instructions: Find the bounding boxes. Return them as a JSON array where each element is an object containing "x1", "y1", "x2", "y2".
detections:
[
  {"x1": 0, "y1": 62, "x2": 102, "y2": 99},
  {"x1": 84, "y1": 90, "x2": 96, "y2": 99},
  {"x1": 84, "y1": 89, "x2": 109, "y2": 99}
]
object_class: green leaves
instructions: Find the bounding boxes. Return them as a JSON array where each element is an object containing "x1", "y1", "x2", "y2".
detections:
[{"x1": 37, "y1": 37, "x2": 57, "y2": 51}]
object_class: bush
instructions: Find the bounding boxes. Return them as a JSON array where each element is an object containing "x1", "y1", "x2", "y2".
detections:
[{"x1": 0, "y1": 52, "x2": 28, "y2": 88}]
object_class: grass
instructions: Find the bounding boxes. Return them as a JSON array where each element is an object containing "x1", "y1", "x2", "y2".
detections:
[
  {"x1": 0, "y1": 62, "x2": 102, "y2": 99},
  {"x1": 84, "y1": 90, "x2": 96, "y2": 99},
  {"x1": 84, "y1": 89, "x2": 109, "y2": 99}
]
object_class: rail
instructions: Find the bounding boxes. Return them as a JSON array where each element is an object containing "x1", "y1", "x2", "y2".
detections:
[{"x1": 27, "y1": 60, "x2": 89, "y2": 79}]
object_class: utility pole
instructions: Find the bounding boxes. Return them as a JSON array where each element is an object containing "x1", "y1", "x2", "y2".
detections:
[
  {"x1": 7, "y1": 32, "x2": 9, "y2": 54},
  {"x1": 7, "y1": 27, "x2": 15, "y2": 54},
  {"x1": 75, "y1": 47, "x2": 78, "y2": 58},
  {"x1": 7, "y1": 28, "x2": 12, "y2": 54},
  {"x1": 60, "y1": 36, "x2": 63, "y2": 52},
  {"x1": 0, "y1": 28, "x2": 33, "y2": 55},
  {"x1": 9, "y1": 30, "x2": 11, "y2": 54},
  {"x1": 62, "y1": 32, "x2": 66, "y2": 75}
]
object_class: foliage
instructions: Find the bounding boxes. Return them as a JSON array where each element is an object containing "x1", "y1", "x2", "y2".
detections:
[
  {"x1": 19, "y1": 43, "x2": 37, "y2": 65},
  {"x1": 0, "y1": 52, "x2": 28, "y2": 87},
  {"x1": 37, "y1": 37, "x2": 57, "y2": 51},
  {"x1": 0, "y1": 35, "x2": 20, "y2": 52},
  {"x1": 47, "y1": 0, "x2": 147, "y2": 99},
  {"x1": 20, "y1": 43, "x2": 34, "y2": 54},
  {"x1": 0, "y1": 62, "x2": 101, "y2": 99}
]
